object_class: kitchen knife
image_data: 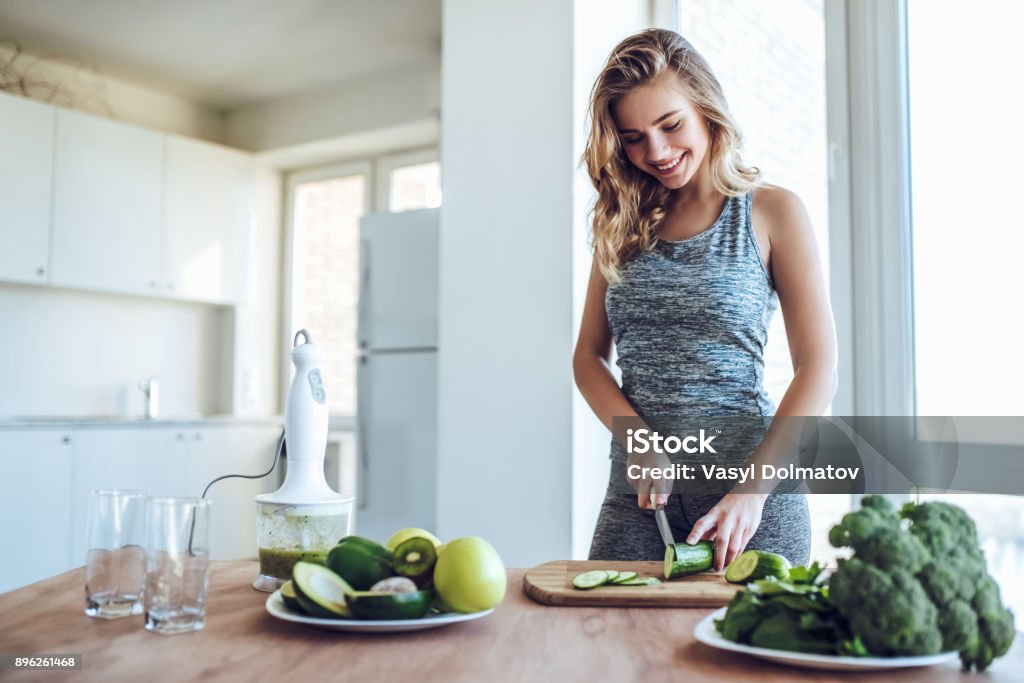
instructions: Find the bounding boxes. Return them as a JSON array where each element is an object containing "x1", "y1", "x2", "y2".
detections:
[{"x1": 651, "y1": 486, "x2": 676, "y2": 548}]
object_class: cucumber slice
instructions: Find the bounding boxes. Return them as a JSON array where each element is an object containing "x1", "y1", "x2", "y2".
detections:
[
  {"x1": 292, "y1": 561, "x2": 354, "y2": 618},
  {"x1": 572, "y1": 570, "x2": 610, "y2": 589},
  {"x1": 664, "y1": 541, "x2": 714, "y2": 579},
  {"x1": 603, "y1": 570, "x2": 620, "y2": 582},
  {"x1": 609, "y1": 571, "x2": 639, "y2": 584},
  {"x1": 618, "y1": 576, "x2": 661, "y2": 586},
  {"x1": 724, "y1": 550, "x2": 791, "y2": 584}
]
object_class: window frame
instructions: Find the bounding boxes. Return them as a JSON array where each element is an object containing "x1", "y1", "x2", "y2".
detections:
[
  {"x1": 839, "y1": 0, "x2": 1020, "y2": 489},
  {"x1": 281, "y1": 159, "x2": 372, "y2": 411},
  {"x1": 372, "y1": 147, "x2": 441, "y2": 213}
]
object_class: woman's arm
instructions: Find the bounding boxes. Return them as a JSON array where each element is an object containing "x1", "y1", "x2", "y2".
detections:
[
  {"x1": 573, "y1": 259, "x2": 670, "y2": 509},
  {"x1": 688, "y1": 187, "x2": 838, "y2": 569}
]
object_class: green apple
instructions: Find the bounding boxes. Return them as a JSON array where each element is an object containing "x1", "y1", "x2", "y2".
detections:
[
  {"x1": 433, "y1": 537, "x2": 506, "y2": 613},
  {"x1": 385, "y1": 528, "x2": 442, "y2": 551}
]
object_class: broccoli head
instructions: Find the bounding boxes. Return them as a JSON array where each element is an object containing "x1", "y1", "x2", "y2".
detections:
[{"x1": 828, "y1": 497, "x2": 1016, "y2": 671}]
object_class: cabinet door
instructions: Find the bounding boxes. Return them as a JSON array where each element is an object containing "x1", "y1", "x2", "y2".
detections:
[
  {"x1": 51, "y1": 109, "x2": 163, "y2": 294},
  {"x1": 185, "y1": 426, "x2": 281, "y2": 561},
  {"x1": 162, "y1": 136, "x2": 253, "y2": 303},
  {"x1": 0, "y1": 93, "x2": 54, "y2": 285},
  {"x1": 70, "y1": 428, "x2": 189, "y2": 564},
  {"x1": 0, "y1": 429, "x2": 73, "y2": 592}
]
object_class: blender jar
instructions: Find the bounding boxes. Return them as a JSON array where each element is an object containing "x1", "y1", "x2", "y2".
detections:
[{"x1": 253, "y1": 498, "x2": 353, "y2": 592}]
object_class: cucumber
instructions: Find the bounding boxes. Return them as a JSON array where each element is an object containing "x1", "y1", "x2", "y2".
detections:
[
  {"x1": 572, "y1": 570, "x2": 610, "y2": 589},
  {"x1": 603, "y1": 570, "x2": 620, "y2": 583},
  {"x1": 609, "y1": 571, "x2": 638, "y2": 584},
  {"x1": 291, "y1": 561, "x2": 354, "y2": 618},
  {"x1": 664, "y1": 541, "x2": 714, "y2": 579},
  {"x1": 724, "y1": 550, "x2": 791, "y2": 584}
]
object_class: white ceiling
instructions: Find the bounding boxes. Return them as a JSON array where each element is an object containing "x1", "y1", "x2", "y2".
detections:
[{"x1": 0, "y1": 0, "x2": 442, "y2": 109}]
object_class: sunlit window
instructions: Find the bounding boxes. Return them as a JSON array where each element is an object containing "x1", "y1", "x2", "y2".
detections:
[{"x1": 389, "y1": 162, "x2": 441, "y2": 211}]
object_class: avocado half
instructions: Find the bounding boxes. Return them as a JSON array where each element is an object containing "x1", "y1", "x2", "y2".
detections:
[{"x1": 291, "y1": 561, "x2": 354, "y2": 618}]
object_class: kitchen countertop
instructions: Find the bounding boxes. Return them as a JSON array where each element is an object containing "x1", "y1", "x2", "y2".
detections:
[
  {"x1": 0, "y1": 415, "x2": 285, "y2": 429},
  {"x1": 1, "y1": 561, "x2": 1021, "y2": 682}
]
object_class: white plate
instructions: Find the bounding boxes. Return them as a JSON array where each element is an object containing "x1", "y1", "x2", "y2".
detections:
[
  {"x1": 265, "y1": 589, "x2": 494, "y2": 633},
  {"x1": 694, "y1": 607, "x2": 959, "y2": 671}
]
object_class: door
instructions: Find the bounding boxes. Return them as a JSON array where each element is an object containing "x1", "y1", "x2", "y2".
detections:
[
  {"x1": 0, "y1": 429, "x2": 73, "y2": 592},
  {"x1": 355, "y1": 351, "x2": 437, "y2": 541},
  {"x1": 162, "y1": 136, "x2": 253, "y2": 303},
  {"x1": 50, "y1": 109, "x2": 163, "y2": 295},
  {"x1": 0, "y1": 93, "x2": 54, "y2": 285},
  {"x1": 358, "y1": 209, "x2": 440, "y2": 351},
  {"x1": 185, "y1": 425, "x2": 282, "y2": 561},
  {"x1": 70, "y1": 428, "x2": 188, "y2": 563}
]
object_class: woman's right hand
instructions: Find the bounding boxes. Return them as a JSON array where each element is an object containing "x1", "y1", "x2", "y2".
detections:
[{"x1": 627, "y1": 449, "x2": 673, "y2": 509}]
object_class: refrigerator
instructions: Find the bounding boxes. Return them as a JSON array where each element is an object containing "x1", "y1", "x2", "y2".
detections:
[{"x1": 354, "y1": 208, "x2": 439, "y2": 541}]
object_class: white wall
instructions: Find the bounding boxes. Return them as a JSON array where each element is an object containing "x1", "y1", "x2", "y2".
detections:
[
  {"x1": 0, "y1": 45, "x2": 225, "y2": 143},
  {"x1": 0, "y1": 284, "x2": 229, "y2": 417},
  {"x1": 571, "y1": 2, "x2": 652, "y2": 560},
  {"x1": 224, "y1": 59, "x2": 441, "y2": 152},
  {"x1": 438, "y1": 0, "x2": 651, "y2": 567}
]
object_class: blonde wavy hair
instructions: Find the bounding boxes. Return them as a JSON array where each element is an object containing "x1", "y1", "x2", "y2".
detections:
[{"x1": 583, "y1": 29, "x2": 762, "y2": 282}]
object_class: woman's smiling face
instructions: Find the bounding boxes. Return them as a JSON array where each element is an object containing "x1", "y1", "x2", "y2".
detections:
[{"x1": 611, "y1": 76, "x2": 710, "y2": 190}]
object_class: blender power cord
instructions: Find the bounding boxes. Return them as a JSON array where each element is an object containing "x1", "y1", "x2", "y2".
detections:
[{"x1": 187, "y1": 429, "x2": 285, "y2": 555}]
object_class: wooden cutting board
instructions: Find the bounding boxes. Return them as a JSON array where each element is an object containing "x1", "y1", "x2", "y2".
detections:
[{"x1": 523, "y1": 560, "x2": 740, "y2": 608}]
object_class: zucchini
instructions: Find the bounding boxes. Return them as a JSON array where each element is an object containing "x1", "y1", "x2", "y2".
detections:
[
  {"x1": 724, "y1": 550, "x2": 791, "y2": 584},
  {"x1": 280, "y1": 580, "x2": 304, "y2": 613},
  {"x1": 291, "y1": 561, "x2": 354, "y2": 618},
  {"x1": 572, "y1": 570, "x2": 610, "y2": 589},
  {"x1": 347, "y1": 590, "x2": 432, "y2": 620},
  {"x1": 664, "y1": 541, "x2": 714, "y2": 579},
  {"x1": 326, "y1": 536, "x2": 394, "y2": 590}
]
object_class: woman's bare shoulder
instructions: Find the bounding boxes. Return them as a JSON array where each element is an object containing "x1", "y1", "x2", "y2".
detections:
[{"x1": 751, "y1": 184, "x2": 811, "y2": 238}]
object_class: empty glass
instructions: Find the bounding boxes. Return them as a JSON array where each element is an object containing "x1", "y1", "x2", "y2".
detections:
[
  {"x1": 84, "y1": 489, "x2": 148, "y2": 618},
  {"x1": 144, "y1": 497, "x2": 211, "y2": 634}
]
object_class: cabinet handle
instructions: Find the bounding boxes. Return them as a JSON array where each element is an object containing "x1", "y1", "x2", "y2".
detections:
[
  {"x1": 194, "y1": 433, "x2": 202, "y2": 441},
  {"x1": 36, "y1": 267, "x2": 45, "y2": 276},
  {"x1": 167, "y1": 282, "x2": 175, "y2": 291},
  {"x1": 62, "y1": 435, "x2": 71, "y2": 444},
  {"x1": 150, "y1": 280, "x2": 158, "y2": 289},
  {"x1": 177, "y1": 433, "x2": 185, "y2": 441}
]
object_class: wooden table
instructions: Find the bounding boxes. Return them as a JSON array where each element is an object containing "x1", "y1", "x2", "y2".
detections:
[{"x1": 1, "y1": 561, "x2": 1021, "y2": 682}]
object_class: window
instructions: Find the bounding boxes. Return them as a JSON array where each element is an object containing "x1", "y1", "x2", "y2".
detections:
[
  {"x1": 285, "y1": 149, "x2": 441, "y2": 417},
  {"x1": 677, "y1": 0, "x2": 843, "y2": 562},
  {"x1": 906, "y1": 0, "x2": 1024, "y2": 625}
]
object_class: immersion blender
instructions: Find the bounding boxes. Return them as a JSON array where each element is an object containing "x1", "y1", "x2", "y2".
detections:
[{"x1": 252, "y1": 330, "x2": 354, "y2": 592}]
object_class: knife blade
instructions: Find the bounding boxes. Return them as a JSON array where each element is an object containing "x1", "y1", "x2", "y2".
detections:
[{"x1": 651, "y1": 486, "x2": 676, "y2": 548}]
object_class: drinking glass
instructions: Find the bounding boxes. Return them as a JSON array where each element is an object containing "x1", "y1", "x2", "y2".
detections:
[
  {"x1": 144, "y1": 497, "x2": 211, "y2": 634},
  {"x1": 84, "y1": 489, "x2": 148, "y2": 618}
]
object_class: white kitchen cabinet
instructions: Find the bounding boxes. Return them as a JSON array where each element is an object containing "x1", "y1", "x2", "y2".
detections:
[
  {"x1": 50, "y1": 109, "x2": 163, "y2": 295},
  {"x1": 162, "y1": 137, "x2": 254, "y2": 304},
  {"x1": 185, "y1": 425, "x2": 281, "y2": 561},
  {"x1": 0, "y1": 429, "x2": 74, "y2": 593},
  {"x1": 0, "y1": 93, "x2": 54, "y2": 285},
  {"x1": 69, "y1": 427, "x2": 188, "y2": 565}
]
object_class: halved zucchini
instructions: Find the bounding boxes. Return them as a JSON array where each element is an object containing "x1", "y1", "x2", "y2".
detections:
[{"x1": 292, "y1": 561, "x2": 354, "y2": 618}]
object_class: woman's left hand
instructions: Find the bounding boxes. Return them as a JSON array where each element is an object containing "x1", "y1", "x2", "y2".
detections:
[{"x1": 686, "y1": 493, "x2": 768, "y2": 571}]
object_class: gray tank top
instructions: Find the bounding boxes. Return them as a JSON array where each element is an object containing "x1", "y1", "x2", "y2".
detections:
[{"x1": 605, "y1": 189, "x2": 777, "y2": 422}]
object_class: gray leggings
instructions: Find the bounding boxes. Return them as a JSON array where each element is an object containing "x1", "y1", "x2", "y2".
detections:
[{"x1": 588, "y1": 460, "x2": 811, "y2": 565}]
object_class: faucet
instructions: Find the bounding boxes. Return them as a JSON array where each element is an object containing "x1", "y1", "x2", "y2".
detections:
[{"x1": 139, "y1": 376, "x2": 159, "y2": 420}]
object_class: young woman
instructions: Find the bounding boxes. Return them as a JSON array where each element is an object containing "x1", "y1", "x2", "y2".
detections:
[{"x1": 575, "y1": 29, "x2": 837, "y2": 570}]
